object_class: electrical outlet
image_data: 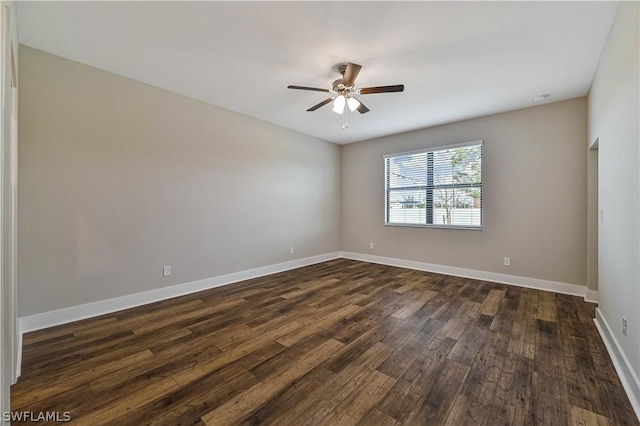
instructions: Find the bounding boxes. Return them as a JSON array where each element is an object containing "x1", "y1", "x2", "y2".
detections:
[
  {"x1": 369, "y1": 243, "x2": 374, "y2": 250},
  {"x1": 290, "y1": 247, "x2": 294, "y2": 255},
  {"x1": 622, "y1": 317, "x2": 627, "y2": 337},
  {"x1": 503, "y1": 257, "x2": 510, "y2": 266},
  {"x1": 163, "y1": 266, "x2": 171, "y2": 277}
]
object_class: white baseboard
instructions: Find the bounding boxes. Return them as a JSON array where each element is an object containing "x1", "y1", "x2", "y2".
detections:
[
  {"x1": 18, "y1": 252, "x2": 341, "y2": 336},
  {"x1": 340, "y1": 251, "x2": 588, "y2": 298},
  {"x1": 585, "y1": 289, "x2": 599, "y2": 303},
  {"x1": 15, "y1": 330, "x2": 22, "y2": 380},
  {"x1": 594, "y1": 308, "x2": 640, "y2": 420}
]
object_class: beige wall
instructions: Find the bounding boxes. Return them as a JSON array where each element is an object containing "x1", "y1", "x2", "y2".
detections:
[
  {"x1": 588, "y1": 1, "x2": 639, "y2": 377},
  {"x1": 341, "y1": 98, "x2": 588, "y2": 286},
  {"x1": 18, "y1": 46, "x2": 341, "y2": 316}
]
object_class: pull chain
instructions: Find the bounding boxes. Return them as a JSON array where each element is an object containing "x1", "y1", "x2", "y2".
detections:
[{"x1": 342, "y1": 102, "x2": 349, "y2": 130}]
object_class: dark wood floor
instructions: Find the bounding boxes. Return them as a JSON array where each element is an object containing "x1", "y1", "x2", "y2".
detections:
[{"x1": 12, "y1": 259, "x2": 639, "y2": 425}]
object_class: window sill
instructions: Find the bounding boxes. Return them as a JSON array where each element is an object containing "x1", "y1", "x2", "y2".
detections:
[{"x1": 384, "y1": 222, "x2": 482, "y2": 231}]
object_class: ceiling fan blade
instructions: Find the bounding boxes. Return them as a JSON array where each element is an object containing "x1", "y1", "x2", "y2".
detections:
[
  {"x1": 307, "y1": 98, "x2": 334, "y2": 112},
  {"x1": 342, "y1": 63, "x2": 362, "y2": 87},
  {"x1": 356, "y1": 100, "x2": 370, "y2": 114},
  {"x1": 359, "y1": 84, "x2": 404, "y2": 95},
  {"x1": 288, "y1": 85, "x2": 331, "y2": 93}
]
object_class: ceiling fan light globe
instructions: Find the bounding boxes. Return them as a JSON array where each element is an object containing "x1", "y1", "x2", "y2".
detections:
[
  {"x1": 332, "y1": 95, "x2": 346, "y2": 114},
  {"x1": 347, "y1": 97, "x2": 360, "y2": 112}
]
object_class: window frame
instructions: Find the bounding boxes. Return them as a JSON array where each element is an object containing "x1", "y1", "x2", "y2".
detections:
[{"x1": 384, "y1": 140, "x2": 483, "y2": 230}]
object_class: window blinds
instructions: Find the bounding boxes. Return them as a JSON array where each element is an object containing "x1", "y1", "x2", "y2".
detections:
[{"x1": 384, "y1": 141, "x2": 483, "y2": 229}]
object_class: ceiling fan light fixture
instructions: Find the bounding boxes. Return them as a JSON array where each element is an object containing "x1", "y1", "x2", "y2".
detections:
[
  {"x1": 332, "y1": 95, "x2": 346, "y2": 114},
  {"x1": 347, "y1": 97, "x2": 360, "y2": 112}
]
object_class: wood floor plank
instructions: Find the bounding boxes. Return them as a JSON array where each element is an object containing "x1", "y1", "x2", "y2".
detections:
[
  {"x1": 355, "y1": 408, "x2": 400, "y2": 426},
  {"x1": 507, "y1": 289, "x2": 539, "y2": 359},
  {"x1": 122, "y1": 365, "x2": 259, "y2": 426},
  {"x1": 11, "y1": 259, "x2": 639, "y2": 426},
  {"x1": 21, "y1": 316, "x2": 119, "y2": 347},
  {"x1": 391, "y1": 289, "x2": 437, "y2": 319},
  {"x1": 133, "y1": 304, "x2": 242, "y2": 336},
  {"x1": 377, "y1": 317, "x2": 445, "y2": 379},
  {"x1": 481, "y1": 288, "x2": 506, "y2": 317},
  {"x1": 320, "y1": 317, "x2": 401, "y2": 375},
  {"x1": 537, "y1": 291, "x2": 559, "y2": 323},
  {"x1": 447, "y1": 313, "x2": 492, "y2": 366},
  {"x1": 20, "y1": 329, "x2": 138, "y2": 378},
  {"x1": 489, "y1": 289, "x2": 520, "y2": 338},
  {"x1": 557, "y1": 297, "x2": 611, "y2": 418},
  {"x1": 492, "y1": 351, "x2": 535, "y2": 425},
  {"x1": 249, "y1": 333, "x2": 335, "y2": 381},
  {"x1": 237, "y1": 366, "x2": 335, "y2": 425},
  {"x1": 89, "y1": 344, "x2": 222, "y2": 393},
  {"x1": 570, "y1": 404, "x2": 611, "y2": 426},
  {"x1": 171, "y1": 320, "x2": 304, "y2": 387},
  {"x1": 276, "y1": 304, "x2": 361, "y2": 347},
  {"x1": 270, "y1": 341, "x2": 393, "y2": 426},
  {"x1": 446, "y1": 330, "x2": 507, "y2": 424},
  {"x1": 402, "y1": 359, "x2": 470, "y2": 425},
  {"x1": 12, "y1": 350, "x2": 155, "y2": 409},
  {"x1": 71, "y1": 376, "x2": 181, "y2": 426},
  {"x1": 441, "y1": 300, "x2": 482, "y2": 340},
  {"x1": 377, "y1": 335, "x2": 458, "y2": 423},
  {"x1": 199, "y1": 338, "x2": 344, "y2": 425},
  {"x1": 533, "y1": 319, "x2": 570, "y2": 425},
  {"x1": 316, "y1": 369, "x2": 396, "y2": 426},
  {"x1": 279, "y1": 278, "x2": 340, "y2": 300}
]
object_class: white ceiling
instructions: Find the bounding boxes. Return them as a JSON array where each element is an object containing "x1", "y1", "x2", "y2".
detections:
[{"x1": 17, "y1": 1, "x2": 618, "y2": 144}]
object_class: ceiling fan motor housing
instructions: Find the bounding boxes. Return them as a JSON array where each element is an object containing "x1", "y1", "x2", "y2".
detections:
[
  {"x1": 333, "y1": 79, "x2": 347, "y2": 92},
  {"x1": 334, "y1": 63, "x2": 353, "y2": 91}
]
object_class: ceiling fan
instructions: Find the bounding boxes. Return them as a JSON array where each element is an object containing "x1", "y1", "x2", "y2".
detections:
[{"x1": 287, "y1": 63, "x2": 404, "y2": 129}]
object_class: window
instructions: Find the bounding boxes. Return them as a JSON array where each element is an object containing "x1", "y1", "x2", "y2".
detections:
[{"x1": 384, "y1": 141, "x2": 483, "y2": 229}]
